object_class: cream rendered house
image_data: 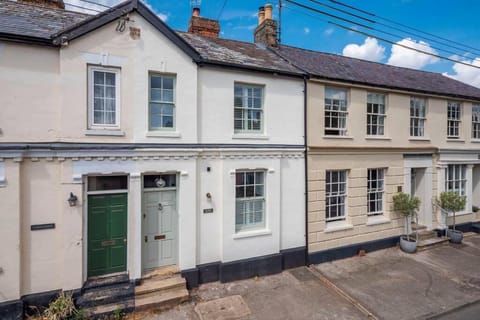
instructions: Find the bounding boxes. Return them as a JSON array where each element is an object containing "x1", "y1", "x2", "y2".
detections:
[
  {"x1": 275, "y1": 44, "x2": 480, "y2": 263},
  {"x1": 0, "y1": 0, "x2": 305, "y2": 318}
]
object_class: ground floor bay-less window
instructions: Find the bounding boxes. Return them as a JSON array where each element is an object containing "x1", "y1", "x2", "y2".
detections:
[
  {"x1": 367, "y1": 168, "x2": 384, "y2": 216},
  {"x1": 235, "y1": 170, "x2": 265, "y2": 232},
  {"x1": 326, "y1": 170, "x2": 347, "y2": 222}
]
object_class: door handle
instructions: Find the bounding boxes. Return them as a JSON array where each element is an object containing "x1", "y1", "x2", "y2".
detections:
[
  {"x1": 144, "y1": 235, "x2": 147, "y2": 243},
  {"x1": 123, "y1": 238, "x2": 127, "y2": 243},
  {"x1": 158, "y1": 203, "x2": 163, "y2": 211}
]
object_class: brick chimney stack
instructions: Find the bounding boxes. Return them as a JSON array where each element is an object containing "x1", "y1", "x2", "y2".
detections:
[
  {"x1": 18, "y1": 0, "x2": 65, "y2": 9},
  {"x1": 188, "y1": 7, "x2": 220, "y2": 39},
  {"x1": 254, "y1": 4, "x2": 277, "y2": 47}
]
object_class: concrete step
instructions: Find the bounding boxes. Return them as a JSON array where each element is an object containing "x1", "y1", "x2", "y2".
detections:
[
  {"x1": 77, "y1": 283, "x2": 134, "y2": 308},
  {"x1": 82, "y1": 273, "x2": 130, "y2": 291},
  {"x1": 416, "y1": 230, "x2": 437, "y2": 241},
  {"x1": 411, "y1": 223, "x2": 427, "y2": 231},
  {"x1": 136, "y1": 276, "x2": 186, "y2": 296},
  {"x1": 417, "y1": 236, "x2": 449, "y2": 251},
  {"x1": 135, "y1": 288, "x2": 189, "y2": 312},
  {"x1": 82, "y1": 298, "x2": 134, "y2": 319},
  {"x1": 142, "y1": 265, "x2": 180, "y2": 281}
]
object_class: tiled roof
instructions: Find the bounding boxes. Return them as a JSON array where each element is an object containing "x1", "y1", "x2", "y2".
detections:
[
  {"x1": 276, "y1": 45, "x2": 480, "y2": 101},
  {"x1": 178, "y1": 32, "x2": 302, "y2": 75},
  {"x1": 0, "y1": 0, "x2": 89, "y2": 39}
]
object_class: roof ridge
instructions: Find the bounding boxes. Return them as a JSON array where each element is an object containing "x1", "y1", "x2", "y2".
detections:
[{"x1": 3, "y1": 0, "x2": 90, "y2": 16}]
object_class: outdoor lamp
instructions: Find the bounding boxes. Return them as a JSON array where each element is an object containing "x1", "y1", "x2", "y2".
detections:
[{"x1": 68, "y1": 192, "x2": 78, "y2": 207}]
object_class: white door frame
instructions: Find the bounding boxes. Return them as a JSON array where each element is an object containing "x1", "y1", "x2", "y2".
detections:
[{"x1": 404, "y1": 156, "x2": 433, "y2": 230}]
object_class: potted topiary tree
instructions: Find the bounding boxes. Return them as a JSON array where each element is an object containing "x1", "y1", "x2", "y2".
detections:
[
  {"x1": 437, "y1": 191, "x2": 466, "y2": 244},
  {"x1": 393, "y1": 192, "x2": 421, "y2": 253}
]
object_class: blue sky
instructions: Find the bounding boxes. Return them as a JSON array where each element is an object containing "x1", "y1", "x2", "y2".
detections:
[{"x1": 67, "y1": 0, "x2": 480, "y2": 87}]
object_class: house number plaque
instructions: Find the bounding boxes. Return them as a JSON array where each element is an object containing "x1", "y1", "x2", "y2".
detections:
[{"x1": 203, "y1": 208, "x2": 214, "y2": 214}]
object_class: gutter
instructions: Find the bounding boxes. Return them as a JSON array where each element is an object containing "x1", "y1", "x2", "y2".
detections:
[{"x1": 0, "y1": 33, "x2": 57, "y2": 47}]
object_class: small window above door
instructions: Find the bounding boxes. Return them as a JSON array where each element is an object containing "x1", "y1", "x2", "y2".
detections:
[
  {"x1": 88, "y1": 175, "x2": 128, "y2": 191},
  {"x1": 144, "y1": 174, "x2": 176, "y2": 189}
]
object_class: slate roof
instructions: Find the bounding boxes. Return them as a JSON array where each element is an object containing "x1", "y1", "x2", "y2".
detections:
[
  {"x1": 0, "y1": 0, "x2": 89, "y2": 40},
  {"x1": 276, "y1": 45, "x2": 480, "y2": 101},
  {"x1": 178, "y1": 32, "x2": 302, "y2": 76}
]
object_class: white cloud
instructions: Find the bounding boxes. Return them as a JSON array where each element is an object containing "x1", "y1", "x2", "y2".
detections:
[
  {"x1": 324, "y1": 28, "x2": 334, "y2": 36},
  {"x1": 342, "y1": 37, "x2": 385, "y2": 62},
  {"x1": 443, "y1": 57, "x2": 480, "y2": 88},
  {"x1": 387, "y1": 38, "x2": 439, "y2": 69},
  {"x1": 304, "y1": 27, "x2": 310, "y2": 35}
]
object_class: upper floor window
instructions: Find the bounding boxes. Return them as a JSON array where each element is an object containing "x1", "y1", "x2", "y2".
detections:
[
  {"x1": 447, "y1": 101, "x2": 461, "y2": 139},
  {"x1": 367, "y1": 92, "x2": 386, "y2": 136},
  {"x1": 234, "y1": 84, "x2": 263, "y2": 133},
  {"x1": 410, "y1": 97, "x2": 426, "y2": 137},
  {"x1": 472, "y1": 104, "x2": 480, "y2": 139},
  {"x1": 367, "y1": 168, "x2": 384, "y2": 216},
  {"x1": 326, "y1": 170, "x2": 347, "y2": 222},
  {"x1": 88, "y1": 66, "x2": 120, "y2": 129},
  {"x1": 325, "y1": 87, "x2": 348, "y2": 136},
  {"x1": 149, "y1": 74, "x2": 175, "y2": 130},
  {"x1": 235, "y1": 170, "x2": 265, "y2": 232},
  {"x1": 445, "y1": 164, "x2": 466, "y2": 196}
]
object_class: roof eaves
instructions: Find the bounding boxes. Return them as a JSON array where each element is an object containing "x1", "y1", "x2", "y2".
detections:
[
  {"x1": 0, "y1": 32, "x2": 57, "y2": 46},
  {"x1": 198, "y1": 59, "x2": 304, "y2": 78},
  {"x1": 307, "y1": 74, "x2": 480, "y2": 102}
]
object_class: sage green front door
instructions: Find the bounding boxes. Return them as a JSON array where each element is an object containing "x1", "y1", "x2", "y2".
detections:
[
  {"x1": 143, "y1": 190, "x2": 177, "y2": 270},
  {"x1": 88, "y1": 193, "x2": 127, "y2": 277}
]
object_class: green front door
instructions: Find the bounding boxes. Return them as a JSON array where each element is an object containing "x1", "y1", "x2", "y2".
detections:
[{"x1": 88, "y1": 193, "x2": 127, "y2": 277}]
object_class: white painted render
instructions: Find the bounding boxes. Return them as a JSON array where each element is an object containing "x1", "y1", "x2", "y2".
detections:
[{"x1": 197, "y1": 68, "x2": 304, "y2": 145}]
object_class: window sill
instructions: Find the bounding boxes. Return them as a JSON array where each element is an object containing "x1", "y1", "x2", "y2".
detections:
[
  {"x1": 446, "y1": 138, "x2": 465, "y2": 142},
  {"x1": 146, "y1": 131, "x2": 181, "y2": 138},
  {"x1": 233, "y1": 229, "x2": 272, "y2": 239},
  {"x1": 366, "y1": 215, "x2": 390, "y2": 226},
  {"x1": 365, "y1": 136, "x2": 391, "y2": 141},
  {"x1": 409, "y1": 137, "x2": 430, "y2": 141},
  {"x1": 324, "y1": 220, "x2": 353, "y2": 233},
  {"x1": 84, "y1": 129, "x2": 125, "y2": 136},
  {"x1": 232, "y1": 133, "x2": 269, "y2": 140},
  {"x1": 322, "y1": 135, "x2": 354, "y2": 140},
  {"x1": 471, "y1": 139, "x2": 480, "y2": 143}
]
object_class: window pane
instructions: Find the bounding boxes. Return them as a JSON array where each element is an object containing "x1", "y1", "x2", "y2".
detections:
[{"x1": 94, "y1": 71, "x2": 104, "y2": 85}]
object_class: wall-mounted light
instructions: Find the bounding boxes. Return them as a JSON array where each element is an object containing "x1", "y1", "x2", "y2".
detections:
[
  {"x1": 206, "y1": 192, "x2": 212, "y2": 200},
  {"x1": 68, "y1": 192, "x2": 78, "y2": 207}
]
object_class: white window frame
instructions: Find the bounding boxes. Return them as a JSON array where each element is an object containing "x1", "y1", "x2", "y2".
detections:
[
  {"x1": 367, "y1": 168, "x2": 385, "y2": 216},
  {"x1": 445, "y1": 164, "x2": 466, "y2": 196},
  {"x1": 410, "y1": 96, "x2": 426, "y2": 137},
  {"x1": 447, "y1": 101, "x2": 461, "y2": 139},
  {"x1": 234, "y1": 83, "x2": 264, "y2": 133},
  {"x1": 367, "y1": 92, "x2": 386, "y2": 136},
  {"x1": 325, "y1": 87, "x2": 348, "y2": 136},
  {"x1": 326, "y1": 170, "x2": 347, "y2": 222},
  {"x1": 148, "y1": 73, "x2": 176, "y2": 131},
  {"x1": 472, "y1": 104, "x2": 480, "y2": 139},
  {"x1": 235, "y1": 170, "x2": 266, "y2": 232},
  {"x1": 87, "y1": 66, "x2": 120, "y2": 129}
]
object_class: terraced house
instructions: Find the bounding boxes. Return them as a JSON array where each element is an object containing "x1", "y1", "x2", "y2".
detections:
[
  {"x1": 0, "y1": 0, "x2": 305, "y2": 318},
  {"x1": 1, "y1": 0, "x2": 480, "y2": 319}
]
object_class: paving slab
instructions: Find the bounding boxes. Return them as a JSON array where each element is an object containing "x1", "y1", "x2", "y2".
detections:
[
  {"x1": 194, "y1": 295, "x2": 250, "y2": 320},
  {"x1": 315, "y1": 237, "x2": 480, "y2": 320}
]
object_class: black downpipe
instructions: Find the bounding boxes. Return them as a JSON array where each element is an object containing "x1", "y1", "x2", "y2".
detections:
[{"x1": 303, "y1": 76, "x2": 309, "y2": 266}]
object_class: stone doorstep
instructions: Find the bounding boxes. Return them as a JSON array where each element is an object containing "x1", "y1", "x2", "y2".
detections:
[
  {"x1": 411, "y1": 223, "x2": 427, "y2": 231},
  {"x1": 134, "y1": 287, "x2": 189, "y2": 312},
  {"x1": 135, "y1": 276, "x2": 186, "y2": 296},
  {"x1": 77, "y1": 283, "x2": 133, "y2": 308},
  {"x1": 142, "y1": 266, "x2": 180, "y2": 281},
  {"x1": 417, "y1": 237, "x2": 450, "y2": 251},
  {"x1": 416, "y1": 230, "x2": 438, "y2": 241},
  {"x1": 82, "y1": 298, "x2": 134, "y2": 319}
]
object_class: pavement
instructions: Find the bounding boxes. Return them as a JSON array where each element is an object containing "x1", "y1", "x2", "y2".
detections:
[{"x1": 134, "y1": 234, "x2": 480, "y2": 320}]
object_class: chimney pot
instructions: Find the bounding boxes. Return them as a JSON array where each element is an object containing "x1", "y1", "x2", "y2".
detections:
[
  {"x1": 258, "y1": 6, "x2": 265, "y2": 25},
  {"x1": 192, "y1": 7, "x2": 200, "y2": 17},
  {"x1": 264, "y1": 4, "x2": 273, "y2": 20}
]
